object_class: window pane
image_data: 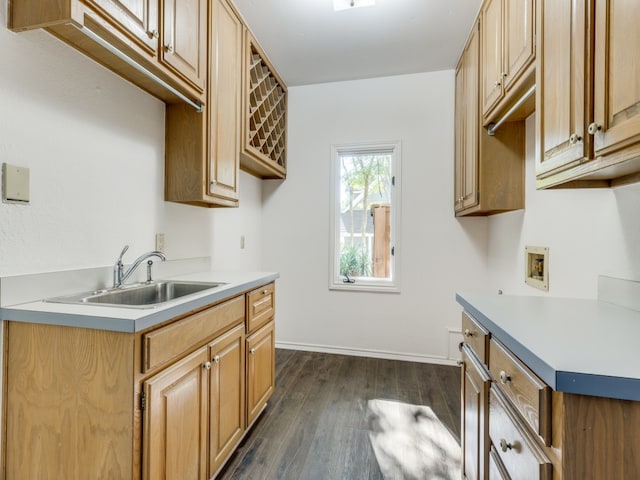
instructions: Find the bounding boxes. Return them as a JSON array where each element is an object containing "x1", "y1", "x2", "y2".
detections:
[{"x1": 338, "y1": 153, "x2": 392, "y2": 280}]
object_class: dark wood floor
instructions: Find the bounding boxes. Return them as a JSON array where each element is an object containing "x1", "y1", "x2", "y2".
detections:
[{"x1": 217, "y1": 349, "x2": 461, "y2": 480}]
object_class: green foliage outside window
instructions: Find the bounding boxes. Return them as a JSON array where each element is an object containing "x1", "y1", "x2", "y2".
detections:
[{"x1": 340, "y1": 243, "x2": 372, "y2": 277}]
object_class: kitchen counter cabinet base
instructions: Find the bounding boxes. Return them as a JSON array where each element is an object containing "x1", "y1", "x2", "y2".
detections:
[
  {"x1": 2, "y1": 282, "x2": 276, "y2": 480},
  {"x1": 4, "y1": 323, "x2": 135, "y2": 480},
  {"x1": 459, "y1": 304, "x2": 640, "y2": 480}
]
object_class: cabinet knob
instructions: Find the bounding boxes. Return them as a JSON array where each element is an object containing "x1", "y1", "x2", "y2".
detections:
[
  {"x1": 213, "y1": 355, "x2": 220, "y2": 363},
  {"x1": 499, "y1": 370, "x2": 511, "y2": 385},
  {"x1": 463, "y1": 328, "x2": 473, "y2": 338},
  {"x1": 456, "y1": 360, "x2": 464, "y2": 367},
  {"x1": 494, "y1": 81, "x2": 501, "y2": 87},
  {"x1": 262, "y1": 289, "x2": 269, "y2": 295},
  {"x1": 210, "y1": 180, "x2": 217, "y2": 186},
  {"x1": 165, "y1": 44, "x2": 174, "y2": 53},
  {"x1": 147, "y1": 29, "x2": 159, "y2": 39},
  {"x1": 499, "y1": 438, "x2": 514, "y2": 452},
  {"x1": 249, "y1": 348, "x2": 256, "y2": 355},
  {"x1": 502, "y1": 72, "x2": 507, "y2": 78},
  {"x1": 203, "y1": 361, "x2": 212, "y2": 370},
  {"x1": 569, "y1": 133, "x2": 582, "y2": 145},
  {"x1": 588, "y1": 122, "x2": 602, "y2": 135}
]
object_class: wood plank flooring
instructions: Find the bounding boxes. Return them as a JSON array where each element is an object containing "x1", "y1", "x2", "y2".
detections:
[{"x1": 217, "y1": 349, "x2": 461, "y2": 480}]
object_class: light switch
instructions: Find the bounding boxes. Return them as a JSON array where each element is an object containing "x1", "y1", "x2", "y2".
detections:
[{"x1": 2, "y1": 163, "x2": 30, "y2": 203}]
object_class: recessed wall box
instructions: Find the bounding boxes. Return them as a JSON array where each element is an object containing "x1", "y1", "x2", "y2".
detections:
[
  {"x1": 525, "y1": 246, "x2": 549, "y2": 291},
  {"x1": 2, "y1": 163, "x2": 30, "y2": 203}
]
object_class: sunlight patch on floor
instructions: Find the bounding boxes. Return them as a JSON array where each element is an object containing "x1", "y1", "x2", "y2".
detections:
[{"x1": 367, "y1": 399, "x2": 461, "y2": 480}]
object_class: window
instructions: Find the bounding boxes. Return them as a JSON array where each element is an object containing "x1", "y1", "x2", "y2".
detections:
[{"x1": 329, "y1": 141, "x2": 401, "y2": 292}]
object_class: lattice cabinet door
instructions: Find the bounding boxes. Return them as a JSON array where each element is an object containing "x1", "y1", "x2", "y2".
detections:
[{"x1": 240, "y1": 29, "x2": 287, "y2": 179}]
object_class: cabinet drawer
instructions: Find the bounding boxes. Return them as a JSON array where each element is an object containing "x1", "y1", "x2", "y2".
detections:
[
  {"x1": 246, "y1": 283, "x2": 275, "y2": 334},
  {"x1": 462, "y1": 312, "x2": 489, "y2": 363},
  {"x1": 489, "y1": 338, "x2": 551, "y2": 445},
  {"x1": 143, "y1": 295, "x2": 245, "y2": 372},
  {"x1": 489, "y1": 387, "x2": 552, "y2": 480}
]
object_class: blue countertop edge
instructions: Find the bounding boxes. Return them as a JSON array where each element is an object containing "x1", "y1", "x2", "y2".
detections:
[
  {"x1": 0, "y1": 273, "x2": 279, "y2": 333},
  {"x1": 456, "y1": 293, "x2": 640, "y2": 402}
]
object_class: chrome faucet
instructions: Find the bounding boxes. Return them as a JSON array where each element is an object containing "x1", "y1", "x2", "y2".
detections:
[{"x1": 113, "y1": 245, "x2": 166, "y2": 288}]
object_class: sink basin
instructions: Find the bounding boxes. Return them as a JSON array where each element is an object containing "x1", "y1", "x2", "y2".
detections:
[{"x1": 45, "y1": 281, "x2": 225, "y2": 309}]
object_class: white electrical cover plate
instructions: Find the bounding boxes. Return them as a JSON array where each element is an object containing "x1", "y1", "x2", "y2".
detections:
[{"x1": 2, "y1": 163, "x2": 30, "y2": 203}]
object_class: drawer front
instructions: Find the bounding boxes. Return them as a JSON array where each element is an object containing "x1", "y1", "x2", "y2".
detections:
[
  {"x1": 143, "y1": 295, "x2": 245, "y2": 372},
  {"x1": 247, "y1": 283, "x2": 275, "y2": 334},
  {"x1": 489, "y1": 387, "x2": 552, "y2": 480},
  {"x1": 462, "y1": 311, "x2": 489, "y2": 363},
  {"x1": 488, "y1": 446, "x2": 511, "y2": 480},
  {"x1": 489, "y1": 338, "x2": 551, "y2": 445}
]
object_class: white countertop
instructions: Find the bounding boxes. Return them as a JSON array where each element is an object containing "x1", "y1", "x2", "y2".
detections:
[
  {"x1": 0, "y1": 271, "x2": 279, "y2": 333},
  {"x1": 457, "y1": 292, "x2": 640, "y2": 401}
]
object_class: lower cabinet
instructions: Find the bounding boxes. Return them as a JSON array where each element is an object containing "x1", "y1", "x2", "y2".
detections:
[
  {"x1": 3, "y1": 283, "x2": 276, "y2": 480},
  {"x1": 209, "y1": 324, "x2": 246, "y2": 475},
  {"x1": 143, "y1": 346, "x2": 210, "y2": 480},
  {"x1": 246, "y1": 320, "x2": 275, "y2": 426},
  {"x1": 461, "y1": 310, "x2": 640, "y2": 479},
  {"x1": 461, "y1": 344, "x2": 490, "y2": 480}
]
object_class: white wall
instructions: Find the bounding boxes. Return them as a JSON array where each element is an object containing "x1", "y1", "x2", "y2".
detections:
[
  {"x1": 261, "y1": 71, "x2": 489, "y2": 363},
  {"x1": 0, "y1": 7, "x2": 263, "y2": 276},
  {"x1": 487, "y1": 115, "x2": 640, "y2": 298}
]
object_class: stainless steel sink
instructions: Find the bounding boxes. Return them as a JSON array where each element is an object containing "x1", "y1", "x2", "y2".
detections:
[{"x1": 45, "y1": 281, "x2": 225, "y2": 309}]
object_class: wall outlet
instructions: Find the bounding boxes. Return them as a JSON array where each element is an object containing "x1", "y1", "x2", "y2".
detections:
[{"x1": 155, "y1": 233, "x2": 165, "y2": 252}]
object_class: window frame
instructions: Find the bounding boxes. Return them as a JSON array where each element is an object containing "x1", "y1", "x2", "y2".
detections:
[{"x1": 329, "y1": 140, "x2": 401, "y2": 293}]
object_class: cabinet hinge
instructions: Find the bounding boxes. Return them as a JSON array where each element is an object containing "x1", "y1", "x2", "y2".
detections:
[{"x1": 140, "y1": 391, "x2": 146, "y2": 412}]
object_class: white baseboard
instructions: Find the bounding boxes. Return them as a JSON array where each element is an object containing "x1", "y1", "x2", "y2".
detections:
[{"x1": 275, "y1": 341, "x2": 459, "y2": 366}]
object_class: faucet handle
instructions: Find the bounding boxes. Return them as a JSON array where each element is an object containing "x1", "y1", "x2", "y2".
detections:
[{"x1": 116, "y1": 245, "x2": 130, "y2": 264}]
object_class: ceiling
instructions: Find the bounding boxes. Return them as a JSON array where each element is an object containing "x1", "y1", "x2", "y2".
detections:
[{"x1": 232, "y1": 0, "x2": 483, "y2": 86}]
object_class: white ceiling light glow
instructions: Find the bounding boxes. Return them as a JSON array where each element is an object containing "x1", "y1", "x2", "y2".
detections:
[{"x1": 333, "y1": 0, "x2": 376, "y2": 12}]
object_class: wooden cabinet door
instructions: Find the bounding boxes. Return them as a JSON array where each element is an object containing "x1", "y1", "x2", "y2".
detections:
[
  {"x1": 454, "y1": 62, "x2": 465, "y2": 213},
  {"x1": 161, "y1": 0, "x2": 207, "y2": 92},
  {"x1": 481, "y1": 0, "x2": 503, "y2": 116},
  {"x1": 246, "y1": 320, "x2": 275, "y2": 426},
  {"x1": 455, "y1": 24, "x2": 480, "y2": 213},
  {"x1": 536, "y1": 0, "x2": 591, "y2": 178},
  {"x1": 592, "y1": 0, "x2": 640, "y2": 159},
  {"x1": 208, "y1": 0, "x2": 242, "y2": 202},
  {"x1": 85, "y1": 0, "x2": 158, "y2": 54},
  {"x1": 209, "y1": 324, "x2": 246, "y2": 475},
  {"x1": 143, "y1": 346, "x2": 209, "y2": 480},
  {"x1": 503, "y1": 0, "x2": 535, "y2": 91},
  {"x1": 461, "y1": 345, "x2": 490, "y2": 480}
]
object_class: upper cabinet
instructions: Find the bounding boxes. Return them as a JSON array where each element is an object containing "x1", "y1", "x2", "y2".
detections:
[
  {"x1": 455, "y1": 20, "x2": 525, "y2": 217},
  {"x1": 535, "y1": 0, "x2": 590, "y2": 182},
  {"x1": 481, "y1": 0, "x2": 536, "y2": 125},
  {"x1": 84, "y1": 0, "x2": 159, "y2": 54},
  {"x1": 9, "y1": 0, "x2": 205, "y2": 107},
  {"x1": 591, "y1": 0, "x2": 640, "y2": 175},
  {"x1": 240, "y1": 31, "x2": 288, "y2": 179},
  {"x1": 165, "y1": 0, "x2": 242, "y2": 207},
  {"x1": 455, "y1": 24, "x2": 481, "y2": 213},
  {"x1": 536, "y1": 0, "x2": 640, "y2": 188},
  {"x1": 159, "y1": 0, "x2": 207, "y2": 93}
]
